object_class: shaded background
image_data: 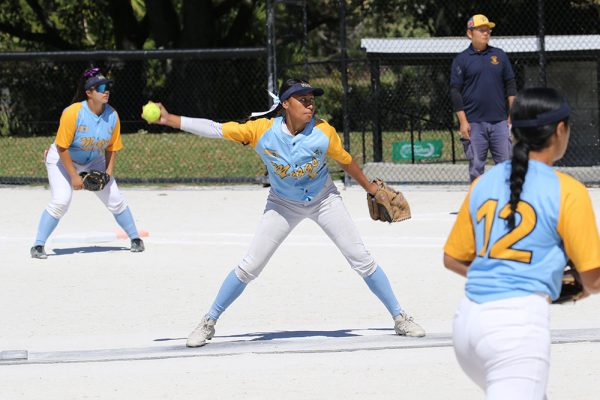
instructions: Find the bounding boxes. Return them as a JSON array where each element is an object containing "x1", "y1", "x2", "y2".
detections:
[{"x1": 0, "y1": 0, "x2": 598, "y2": 183}]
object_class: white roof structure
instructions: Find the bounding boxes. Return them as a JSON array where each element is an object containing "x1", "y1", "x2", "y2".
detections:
[{"x1": 361, "y1": 35, "x2": 600, "y2": 54}]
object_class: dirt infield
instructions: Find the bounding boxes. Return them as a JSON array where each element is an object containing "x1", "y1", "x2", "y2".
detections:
[{"x1": 1, "y1": 185, "x2": 599, "y2": 399}]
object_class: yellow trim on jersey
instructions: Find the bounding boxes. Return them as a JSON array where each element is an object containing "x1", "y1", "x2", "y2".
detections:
[
  {"x1": 316, "y1": 119, "x2": 352, "y2": 165},
  {"x1": 55, "y1": 103, "x2": 82, "y2": 149},
  {"x1": 106, "y1": 114, "x2": 123, "y2": 151},
  {"x1": 444, "y1": 180, "x2": 478, "y2": 262},
  {"x1": 556, "y1": 171, "x2": 600, "y2": 272},
  {"x1": 222, "y1": 119, "x2": 275, "y2": 148}
]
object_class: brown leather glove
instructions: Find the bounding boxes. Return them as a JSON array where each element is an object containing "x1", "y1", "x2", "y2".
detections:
[{"x1": 367, "y1": 178, "x2": 411, "y2": 223}]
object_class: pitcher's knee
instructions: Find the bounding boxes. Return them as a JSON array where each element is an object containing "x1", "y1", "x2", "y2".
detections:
[
  {"x1": 352, "y1": 259, "x2": 377, "y2": 277},
  {"x1": 234, "y1": 267, "x2": 255, "y2": 283},
  {"x1": 235, "y1": 255, "x2": 267, "y2": 283}
]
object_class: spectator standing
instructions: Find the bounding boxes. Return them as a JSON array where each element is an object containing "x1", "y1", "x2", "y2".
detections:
[{"x1": 450, "y1": 14, "x2": 517, "y2": 181}]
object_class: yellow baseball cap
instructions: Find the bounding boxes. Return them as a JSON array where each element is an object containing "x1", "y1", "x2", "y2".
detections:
[{"x1": 467, "y1": 14, "x2": 496, "y2": 29}]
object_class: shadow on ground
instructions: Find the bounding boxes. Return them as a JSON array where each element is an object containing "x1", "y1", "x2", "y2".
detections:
[
  {"x1": 154, "y1": 327, "x2": 393, "y2": 342},
  {"x1": 50, "y1": 246, "x2": 129, "y2": 255}
]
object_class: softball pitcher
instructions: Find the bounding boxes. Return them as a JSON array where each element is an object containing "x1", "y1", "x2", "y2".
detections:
[
  {"x1": 148, "y1": 78, "x2": 425, "y2": 347},
  {"x1": 444, "y1": 88, "x2": 600, "y2": 399},
  {"x1": 30, "y1": 67, "x2": 145, "y2": 259}
]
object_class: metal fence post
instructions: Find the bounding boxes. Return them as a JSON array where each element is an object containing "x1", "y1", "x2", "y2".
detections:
[
  {"x1": 538, "y1": 0, "x2": 547, "y2": 87},
  {"x1": 369, "y1": 58, "x2": 382, "y2": 162},
  {"x1": 266, "y1": 0, "x2": 277, "y2": 94},
  {"x1": 339, "y1": 0, "x2": 351, "y2": 186}
]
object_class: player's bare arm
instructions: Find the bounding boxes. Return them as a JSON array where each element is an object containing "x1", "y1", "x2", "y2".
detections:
[
  {"x1": 105, "y1": 150, "x2": 116, "y2": 176},
  {"x1": 338, "y1": 160, "x2": 378, "y2": 195},
  {"x1": 443, "y1": 253, "x2": 470, "y2": 277},
  {"x1": 579, "y1": 268, "x2": 600, "y2": 294}
]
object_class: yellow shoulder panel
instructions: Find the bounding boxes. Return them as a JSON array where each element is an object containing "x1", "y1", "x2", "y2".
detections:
[
  {"x1": 556, "y1": 171, "x2": 600, "y2": 272},
  {"x1": 55, "y1": 103, "x2": 82, "y2": 149},
  {"x1": 222, "y1": 118, "x2": 274, "y2": 148},
  {"x1": 106, "y1": 112, "x2": 123, "y2": 152},
  {"x1": 444, "y1": 182, "x2": 477, "y2": 262},
  {"x1": 316, "y1": 119, "x2": 352, "y2": 165}
]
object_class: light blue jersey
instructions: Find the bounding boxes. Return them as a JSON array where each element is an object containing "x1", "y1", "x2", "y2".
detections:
[
  {"x1": 445, "y1": 160, "x2": 600, "y2": 303},
  {"x1": 222, "y1": 116, "x2": 352, "y2": 202},
  {"x1": 55, "y1": 101, "x2": 122, "y2": 165}
]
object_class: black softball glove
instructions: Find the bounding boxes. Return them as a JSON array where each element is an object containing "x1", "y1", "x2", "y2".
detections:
[{"x1": 79, "y1": 170, "x2": 111, "y2": 191}]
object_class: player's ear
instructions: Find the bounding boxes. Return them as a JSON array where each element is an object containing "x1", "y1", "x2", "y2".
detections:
[{"x1": 281, "y1": 99, "x2": 291, "y2": 110}]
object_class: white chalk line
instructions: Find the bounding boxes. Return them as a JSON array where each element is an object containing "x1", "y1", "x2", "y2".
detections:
[{"x1": 1, "y1": 328, "x2": 598, "y2": 366}]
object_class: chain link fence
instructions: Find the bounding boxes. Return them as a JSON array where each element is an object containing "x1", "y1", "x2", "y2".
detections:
[
  {"x1": 0, "y1": 1, "x2": 598, "y2": 185},
  {"x1": 0, "y1": 49, "x2": 269, "y2": 184}
]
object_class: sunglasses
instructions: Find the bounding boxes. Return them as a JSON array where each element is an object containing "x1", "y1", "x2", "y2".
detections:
[{"x1": 95, "y1": 83, "x2": 111, "y2": 93}]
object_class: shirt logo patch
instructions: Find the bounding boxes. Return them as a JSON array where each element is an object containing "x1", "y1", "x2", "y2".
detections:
[
  {"x1": 263, "y1": 148, "x2": 281, "y2": 158},
  {"x1": 490, "y1": 56, "x2": 499, "y2": 65}
]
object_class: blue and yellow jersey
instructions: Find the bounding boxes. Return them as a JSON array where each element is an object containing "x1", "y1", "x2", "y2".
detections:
[
  {"x1": 445, "y1": 160, "x2": 600, "y2": 303},
  {"x1": 222, "y1": 116, "x2": 352, "y2": 202},
  {"x1": 54, "y1": 101, "x2": 122, "y2": 165}
]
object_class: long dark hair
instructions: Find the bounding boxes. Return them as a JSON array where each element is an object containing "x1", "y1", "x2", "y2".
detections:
[
  {"x1": 250, "y1": 78, "x2": 310, "y2": 120},
  {"x1": 70, "y1": 67, "x2": 104, "y2": 104},
  {"x1": 507, "y1": 87, "x2": 569, "y2": 229}
]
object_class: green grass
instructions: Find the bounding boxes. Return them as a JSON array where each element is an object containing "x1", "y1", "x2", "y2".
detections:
[{"x1": 0, "y1": 130, "x2": 463, "y2": 180}]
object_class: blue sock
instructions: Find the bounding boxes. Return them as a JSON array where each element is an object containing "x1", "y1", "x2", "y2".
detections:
[
  {"x1": 113, "y1": 207, "x2": 139, "y2": 239},
  {"x1": 363, "y1": 266, "x2": 402, "y2": 317},
  {"x1": 34, "y1": 210, "x2": 60, "y2": 246},
  {"x1": 207, "y1": 270, "x2": 248, "y2": 320}
]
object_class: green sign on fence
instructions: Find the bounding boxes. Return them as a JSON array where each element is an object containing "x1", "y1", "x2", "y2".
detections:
[{"x1": 392, "y1": 140, "x2": 443, "y2": 161}]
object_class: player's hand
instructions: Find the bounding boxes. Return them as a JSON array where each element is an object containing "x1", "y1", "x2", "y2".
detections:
[
  {"x1": 459, "y1": 121, "x2": 471, "y2": 140},
  {"x1": 152, "y1": 102, "x2": 170, "y2": 126},
  {"x1": 367, "y1": 181, "x2": 378, "y2": 196},
  {"x1": 71, "y1": 174, "x2": 84, "y2": 190}
]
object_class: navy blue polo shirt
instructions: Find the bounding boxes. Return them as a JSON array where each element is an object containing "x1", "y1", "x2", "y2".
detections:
[{"x1": 450, "y1": 44, "x2": 514, "y2": 122}]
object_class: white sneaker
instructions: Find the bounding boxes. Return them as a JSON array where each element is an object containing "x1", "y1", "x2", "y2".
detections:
[
  {"x1": 186, "y1": 315, "x2": 216, "y2": 347},
  {"x1": 394, "y1": 311, "x2": 426, "y2": 337}
]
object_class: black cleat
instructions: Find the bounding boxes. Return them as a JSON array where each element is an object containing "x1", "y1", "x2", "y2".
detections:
[
  {"x1": 130, "y1": 238, "x2": 145, "y2": 252},
  {"x1": 30, "y1": 245, "x2": 47, "y2": 259}
]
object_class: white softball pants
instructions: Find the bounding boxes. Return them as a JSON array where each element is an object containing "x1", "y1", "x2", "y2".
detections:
[
  {"x1": 234, "y1": 180, "x2": 377, "y2": 283},
  {"x1": 44, "y1": 144, "x2": 128, "y2": 219},
  {"x1": 452, "y1": 294, "x2": 550, "y2": 400}
]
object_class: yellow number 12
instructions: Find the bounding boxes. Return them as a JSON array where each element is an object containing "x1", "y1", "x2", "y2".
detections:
[{"x1": 476, "y1": 199, "x2": 537, "y2": 263}]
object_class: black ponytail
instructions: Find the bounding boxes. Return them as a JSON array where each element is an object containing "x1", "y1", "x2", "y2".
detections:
[
  {"x1": 71, "y1": 74, "x2": 89, "y2": 104},
  {"x1": 506, "y1": 87, "x2": 569, "y2": 229},
  {"x1": 249, "y1": 78, "x2": 310, "y2": 120},
  {"x1": 507, "y1": 141, "x2": 530, "y2": 229},
  {"x1": 71, "y1": 66, "x2": 105, "y2": 104}
]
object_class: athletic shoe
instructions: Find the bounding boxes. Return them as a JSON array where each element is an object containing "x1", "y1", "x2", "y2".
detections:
[
  {"x1": 30, "y1": 245, "x2": 47, "y2": 259},
  {"x1": 130, "y1": 238, "x2": 145, "y2": 252},
  {"x1": 186, "y1": 314, "x2": 216, "y2": 348},
  {"x1": 394, "y1": 310, "x2": 426, "y2": 337}
]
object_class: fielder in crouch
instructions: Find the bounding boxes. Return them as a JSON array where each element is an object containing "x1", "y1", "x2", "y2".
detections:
[
  {"x1": 444, "y1": 88, "x2": 600, "y2": 399},
  {"x1": 146, "y1": 78, "x2": 425, "y2": 347},
  {"x1": 31, "y1": 67, "x2": 145, "y2": 259}
]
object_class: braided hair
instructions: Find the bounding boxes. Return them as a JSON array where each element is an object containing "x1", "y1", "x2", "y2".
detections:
[{"x1": 507, "y1": 88, "x2": 569, "y2": 229}]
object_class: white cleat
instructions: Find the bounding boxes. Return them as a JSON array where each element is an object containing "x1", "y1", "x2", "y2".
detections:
[
  {"x1": 186, "y1": 315, "x2": 216, "y2": 347},
  {"x1": 394, "y1": 310, "x2": 426, "y2": 337}
]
